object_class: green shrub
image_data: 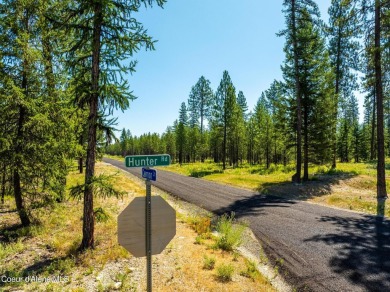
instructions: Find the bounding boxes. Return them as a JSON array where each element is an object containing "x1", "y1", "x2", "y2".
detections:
[
  {"x1": 215, "y1": 212, "x2": 246, "y2": 251},
  {"x1": 203, "y1": 255, "x2": 216, "y2": 270},
  {"x1": 216, "y1": 263, "x2": 234, "y2": 282},
  {"x1": 194, "y1": 235, "x2": 203, "y2": 245},
  {"x1": 240, "y1": 260, "x2": 259, "y2": 280}
]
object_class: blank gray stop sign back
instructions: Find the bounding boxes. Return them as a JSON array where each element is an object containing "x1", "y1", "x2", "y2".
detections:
[{"x1": 118, "y1": 196, "x2": 176, "y2": 257}]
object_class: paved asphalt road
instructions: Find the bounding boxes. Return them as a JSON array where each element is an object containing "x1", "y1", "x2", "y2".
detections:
[{"x1": 104, "y1": 158, "x2": 390, "y2": 292}]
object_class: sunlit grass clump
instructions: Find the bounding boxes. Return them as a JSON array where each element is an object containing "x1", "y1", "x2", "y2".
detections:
[
  {"x1": 216, "y1": 263, "x2": 235, "y2": 282},
  {"x1": 214, "y1": 213, "x2": 246, "y2": 251}
]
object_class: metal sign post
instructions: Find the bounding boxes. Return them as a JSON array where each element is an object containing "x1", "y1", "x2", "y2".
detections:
[
  {"x1": 145, "y1": 171, "x2": 152, "y2": 292},
  {"x1": 119, "y1": 154, "x2": 174, "y2": 292}
]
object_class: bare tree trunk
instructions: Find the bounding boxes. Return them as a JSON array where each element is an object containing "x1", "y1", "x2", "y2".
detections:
[
  {"x1": 1, "y1": 164, "x2": 6, "y2": 205},
  {"x1": 332, "y1": 21, "x2": 343, "y2": 169},
  {"x1": 274, "y1": 139, "x2": 277, "y2": 165},
  {"x1": 14, "y1": 169, "x2": 30, "y2": 226},
  {"x1": 292, "y1": 0, "x2": 302, "y2": 183},
  {"x1": 14, "y1": 105, "x2": 30, "y2": 226},
  {"x1": 79, "y1": 158, "x2": 83, "y2": 174},
  {"x1": 223, "y1": 120, "x2": 226, "y2": 170},
  {"x1": 374, "y1": 0, "x2": 387, "y2": 208},
  {"x1": 13, "y1": 9, "x2": 31, "y2": 227},
  {"x1": 266, "y1": 121, "x2": 270, "y2": 169},
  {"x1": 303, "y1": 102, "x2": 309, "y2": 181},
  {"x1": 371, "y1": 89, "x2": 376, "y2": 160},
  {"x1": 200, "y1": 101, "x2": 205, "y2": 162}
]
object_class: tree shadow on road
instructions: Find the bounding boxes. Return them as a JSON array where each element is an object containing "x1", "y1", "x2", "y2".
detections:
[
  {"x1": 305, "y1": 215, "x2": 390, "y2": 291},
  {"x1": 212, "y1": 194, "x2": 297, "y2": 219},
  {"x1": 210, "y1": 173, "x2": 358, "y2": 220}
]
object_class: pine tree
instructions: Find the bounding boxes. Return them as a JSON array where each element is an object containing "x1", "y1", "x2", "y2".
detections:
[
  {"x1": 52, "y1": 0, "x2": 165, "y2": 249},
  {"x1": 280, "y1": 0, "x2": 320, "y2": 183},
  {"x1": 299, "y1": 9, "x2": 334, "y2": 178},
  {"x1": 120, "y1": 128, "x2": 128, "y2": 156},
  {"x1": 253, "y1": 93, "x2": 273, "y2": 168},
  {"x1": 360, "y1": 0, "x2": 388, "y2": 205},
  {"x1": 237, "y1": 91, "x2": 249, "y2": 120},
  {"x1": 162, "y1": 126, "x2": 176, "y2": 161},
  {"x1": 0, "y1": 0, "x2": 77, "y2": 225},
  {"x1": 246, "y1": 112, "x2": 256, "y2": 165},
  {"x1": 213, "y1": 71, "x2": 236, "y2": 170},
  {"x1": 265, "y1": 81, "x2": 291, "y2": 165},
  {"x1": 188, "y1": 76, "x2": 214, "y2": 161},
  {"x1": 328, "y1": 0, "x2": 361, "y2": 168},
  {"x1": 176, "y1": 102, "x2": 188, "y2": 164},
  {"x1": 373, "y1": 0, "x2": 387, "y2": 201},
  {"x1": 281, "y1": 2, "x2": 333, "y2": 181},
  {"x1": 226, "y1": 87, "x2": 245, "y2": 167}
]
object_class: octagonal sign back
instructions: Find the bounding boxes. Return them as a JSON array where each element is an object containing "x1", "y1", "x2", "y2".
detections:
[{"x1": 118, "y1": 196, "x2": 176, "y2": 257}]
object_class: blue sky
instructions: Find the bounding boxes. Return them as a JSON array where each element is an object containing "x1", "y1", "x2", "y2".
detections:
[{"x1": 114, "y1": 0, "x2": 363, "y2": 137}]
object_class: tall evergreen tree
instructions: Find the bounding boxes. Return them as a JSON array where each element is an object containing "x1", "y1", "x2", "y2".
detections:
[
  {"x1": 237, "y1": 91, "x2": 249, "y2": 120},
  {"x1": 373, "y1": 0, "x2": 387, "y2": 202},
  {"x1": 188, "y1": 76, "x2": 213, "y2": 161},
  {"x1": 53, "y1": 0, "x2": 165, "y2": 249},
  {"x1": 328, "y1": 0, "x2": 361, "y2": 168},
  {"x1": 176, "y1": 102, "x2": 188, "y2": 164},
  {"x1": 246, "y1": 112, "x2": 256, "y2": 164},
  {"x1": 188, "y1": 76, "x2": 213, "y2": 130},
  {"x1": 360, "y1": 0, "x2": 388, "y2": 206},
  {"x1": 302, "y1": 10, "x2": 334, "y2": 176},
  {"x1": 265, "y1": 81, "x2": 291, "y2": 166},
  {"x1": 226, "y1": 87, "x2": 245, "y2": 167},
  {"x1": 119, "y1": 128, "x2": 128, "y2": 156},
  {"x1": 281, "y1": 2, "x2": 334, "y2": 181},
  {"x1": 162, "y1": 126, "x2": 176, "y2": 161},
  {"x1": 213, "y1": 71, "x2": 236, "y2": 170},
  {"x1": 0, "y1": 0, "x2": 77, "y2": 226},
  {"x1": 280, "y1": 0, "x2": 320, "y2": 183},
  {"x1": 253, "y1": 93, "x2": 273, "y2": 168}
]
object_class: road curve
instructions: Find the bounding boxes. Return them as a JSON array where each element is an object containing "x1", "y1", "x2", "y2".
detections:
[{"x1": 104, "y1": 158, "x2": 390, "y2": 292}]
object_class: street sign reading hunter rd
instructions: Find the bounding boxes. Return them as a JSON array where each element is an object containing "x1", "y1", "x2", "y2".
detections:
[{"x1": 125, "y1": 154, "x2": 170, "y2": 168}]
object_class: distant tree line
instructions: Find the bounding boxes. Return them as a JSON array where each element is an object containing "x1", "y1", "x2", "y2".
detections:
[{"x1": 107, "y1": 0, "x2": 389, "y2": 200}]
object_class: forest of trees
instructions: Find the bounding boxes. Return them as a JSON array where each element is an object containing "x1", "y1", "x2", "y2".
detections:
[
  {"x1": 0, "y1": 0, "x2": 165, "y2": 249},
  {"x1": 0, "y1": 0, "x2": 389, "y2": 251},
  {"x1": 107, "y1": 0, "x2": 390, "y2": 197}
]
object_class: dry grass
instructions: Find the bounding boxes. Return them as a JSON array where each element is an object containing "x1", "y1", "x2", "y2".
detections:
[
  {"x1": 0, "y1": 162, "x2": 276, "y2": 292},
  {"x1": 204, "y1": 172, "x2": 290, "y2": 191}
]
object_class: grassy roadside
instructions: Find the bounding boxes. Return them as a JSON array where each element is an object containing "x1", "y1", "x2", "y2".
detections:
[
  {"x1": 105, "y1": 155, "x2": 390, "y2": 216},
  {"x1": 0, "y1": 162, "x2": 276, "y2": 291}
]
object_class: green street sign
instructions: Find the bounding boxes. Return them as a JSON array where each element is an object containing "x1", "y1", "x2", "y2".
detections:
[{"x1": 125, "y1": 154, "x2": 171, "y2": 168}]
